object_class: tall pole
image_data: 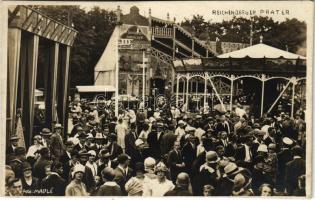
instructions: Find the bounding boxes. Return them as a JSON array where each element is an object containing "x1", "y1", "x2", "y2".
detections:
[
  {"x1": 260, "y1": 74, "x2": 265, "y2": 117},
  {"x1": 291, "y1": 77, "x2": 296, "y2": 118},
  {"x1": 115, "y1": 26, "x2": 120, "y2": 117},
  {"x1": 176, "y1": 75, "x2": 179, "y2": 107},
  {"x1": 230, "y1": 75, "x2": 234, "y2": 111},
  {"x1": 142, "y1": 50, "x2": 145, "y2": 107},
  {"x1": 204, "y1": 75, "x2": 207, "y2": 107},
  {"x1": 186, "y1": 74, "x2": 190, "y2": 111}
]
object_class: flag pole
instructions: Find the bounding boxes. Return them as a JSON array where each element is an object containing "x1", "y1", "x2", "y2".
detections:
[
  {"x1": 142, "y1": 50, "x2": 145, "y2": 107},
  {"x1": 115, "y1": 26, "x2": 120, "y2": 117}
]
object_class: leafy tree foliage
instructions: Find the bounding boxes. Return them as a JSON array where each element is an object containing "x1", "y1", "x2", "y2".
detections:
[{"x1": 35, "y1": 6, "x2": 117, "y2": 87}]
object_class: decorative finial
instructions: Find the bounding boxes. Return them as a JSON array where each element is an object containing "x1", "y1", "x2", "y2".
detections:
[
  {"x1": 167, "y1": 12, "x2": 170, "y2": 21},
  {"x1": 259, "y1": 35, "x2": 263, "y2": 43},
  {"x1": 149, "y1": 8, "x2": 151, "y2": 16},
  {"x1": 173, "y1": 17, "x2": 176, "y2": 22}
]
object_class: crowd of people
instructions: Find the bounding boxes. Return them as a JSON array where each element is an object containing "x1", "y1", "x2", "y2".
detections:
[{"x1": 5, "y1": 97, "x2": 306, "y2": 196}]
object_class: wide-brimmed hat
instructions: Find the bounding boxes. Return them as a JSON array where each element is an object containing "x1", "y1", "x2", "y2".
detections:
[
  {"x1": 54, "y1": 123, "x2": 63, "y2": 129},
  {"x1": 257, "y1": 144, "x2": 268, "y2": 153},
  {"x1": 77, "y1": 126, "x2": 84, "y2": 131},
  {"x1": 283, "y1": 137, "x2": 294, "y2": 146},
  {"x1": 156, "y1": 122, "x2": 164, "y2": 128},
  {"x1": 206, "y1": 151, "x2": 220, "y2": 163},
  {"x1": 95, "y1": 132, "x2": 105, "y2": 140},
  {"x1": 40, "y1": 128, "x2": 52, "y2": 136},
  {"x1": 78, "y1": 149, "x2": 90, "y2": 157},
  {"x1": 22, "y1": 162, "x2": 32, "y2": 172},
  {"x1": 223, "y1": 162, "x2": 242, "y2": 177},
  {"x1": 33, "y1": 135, "x2": 42, "y2": 141},
  {"x1": 185, "y1": 126, "x2": 196, "y2": 132},
  {"x1": 99, "y1": 149, "x2": 111, "y2": 158},
  {"x1": 88, "y1": 150, "x2": 96, "y2": 157},
  {"x1": 10, "y1": 135, "x2": 20, "y2": 141},
  {"x1": 135, "y1": 139, "x2": 144, "y2": 147},
  {"x1": 195, "y1": 115, "x2": 202, "y2": 119},
  {"x1": 178, "y1": 120, "x2": 186, "y2": 125}
]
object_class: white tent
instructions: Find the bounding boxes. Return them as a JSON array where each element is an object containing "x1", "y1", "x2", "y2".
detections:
[
  {"x1": 218, "y1": 43, "x2": 306, "y2": 59},
  {"x1": 94, "y1": 26, "x2": 119, "y2": 86},
  {"x1": 76, "y1": 85, "x2": 116, "y2": 93}
]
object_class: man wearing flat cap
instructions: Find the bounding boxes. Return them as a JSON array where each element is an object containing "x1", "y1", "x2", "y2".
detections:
[{"x1": 6, "y1": 135, "x2": 20, "y2": 155}]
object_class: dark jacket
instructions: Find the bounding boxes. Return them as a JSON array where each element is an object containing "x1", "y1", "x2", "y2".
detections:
[
  {"x1": 33, "y1": 157, "x2": 51, "y2": 181},
  {"x1": 125, "y1": 132, "x2": 142, "y2": 167},
  {"x1": 164, "y1": 186, "x2": 192, "y2": 196},
  {"x1": 41, "y1": 173, "x2": 66, "y2": 196},
  {"x1": 113, "y1": 166, "x2": 133, "y2": 195},
  {"x1": 147, "y1": 131, "x2": 164, "y2": 160},
  {"x1": 276, "y1": 148, "x2": 293, "y2": 191},
  {"x1": 50, "y1": 133, "x2": 65, "y2": 159},
  {"x1": 96, "y1": 183, "x2": 122, "y2": 196},
  {"x1": 285, "y1": 157, "x2": 305, "y2": 195},
  {"x1": 21, "y1": 177, "x2": 39, "y2": 196},
  {"x1": 182, "y1": 142, "x2": 197, "y2": 173},
  {"x1": 167, "y1": 149, "x2": 184, "y2": 182}
]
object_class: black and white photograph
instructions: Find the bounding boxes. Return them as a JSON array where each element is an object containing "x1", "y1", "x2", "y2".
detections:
[{"x1": 2, "y1": 1, "x2": 313, "y2": 197}]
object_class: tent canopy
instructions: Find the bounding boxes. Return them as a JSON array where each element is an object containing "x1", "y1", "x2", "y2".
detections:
[
  {"x1": 218, "y1": 43, "x2": 306, "y2": 59},
  {"x1": 76, "y1": 85, "x2": 116, "y2": 93},
  {"x1": 94, "y1": 26, "x2": 119, "y2": 72}
]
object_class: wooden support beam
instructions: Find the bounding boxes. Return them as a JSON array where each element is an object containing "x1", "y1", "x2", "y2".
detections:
[
  {"x1": 23, "y1": 34, "x2": 39, "y2": 146},
  {"x1": 51, "y1": 43, "x2": 59, "y2": 124},
  {"x1": 7, "y1": 28, "x2": 21, "y2": 141},
  {"x1": 61, "y1": 46, "x2": 71, "y2": 136}
]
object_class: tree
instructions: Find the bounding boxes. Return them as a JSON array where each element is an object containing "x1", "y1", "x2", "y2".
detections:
[{"x1": 36, "y1": 6, "x2": 117, "y2": 87}]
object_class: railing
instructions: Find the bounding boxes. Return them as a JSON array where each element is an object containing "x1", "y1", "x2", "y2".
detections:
[{"x1": 152, "y1": 27, "x2": 173, "y2": 38}]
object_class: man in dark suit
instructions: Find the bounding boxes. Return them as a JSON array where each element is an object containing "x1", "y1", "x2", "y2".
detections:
[
  {"x1": 59, "y1": 140, "x2": 74, "y2": 179},
  {"x1": 147, "y1": 122, "x2": 164, "y2": 160},
  {"x1": 33, "y1": 147, "x2": 52, "y2": 181},
  {"x1": 124, "y1": 125, "x2": 141, "y2": 169},
  {"x1": 113, "y1": 154, "x2": 133, "y2": 195},
  {"x1": 285, "y1": 145, "x2": 305, "y2": 195},
  {"x1": 108, "y1": 133, "x2": 123, "y2": 161},
  {"x1": 276, "y1": 137, "x2": 294, "y2": 192},
  {"x1": 73, "y1": 131, "x2": 87, "y2": 152},
  {"x1": 50, "y1": 124, "x2": 65, "y2": 161},
  {"x1": 182, "y1": 134, "x2": 197, "y2": 175},
  {"x1": 167, "y1": 141, "x2": 185, "y2": 183},
  {"x1": 6, "y1": 135, "x2": 20, "y2": 156},
  {"x1": 41, "y1": 162, "x2": 66, "y2": 196},
  {"x1": 160, "y1": 126, "x2": 178, "y2": 157},
  {"x1": 164, "y1": 172, "x2": 192, "y2": 196},
  {"x1": 234, "y1": 134, "x2": 254, "y2": 169}
]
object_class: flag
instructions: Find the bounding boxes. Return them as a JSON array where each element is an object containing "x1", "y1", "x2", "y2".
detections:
[{"x1": 15, "y1": 116, "x2": 26, "y2": 148}]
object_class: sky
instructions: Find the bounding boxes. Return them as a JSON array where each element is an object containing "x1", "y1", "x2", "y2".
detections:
[{"x1": 78, "y1": 1, "x2": 312, "y2": 23}]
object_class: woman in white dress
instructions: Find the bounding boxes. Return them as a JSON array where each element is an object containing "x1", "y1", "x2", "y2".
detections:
[
  {"x1": 116, "y1": 118, "x2": 128, "y2": 151},
  {"x1": 26, "y1": 135, "x2": 43, "y2": 164}
]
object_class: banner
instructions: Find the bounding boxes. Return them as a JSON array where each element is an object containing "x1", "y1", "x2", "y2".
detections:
[{"x1": 15, "y1": 116, "x2": 26, "y2": 148}]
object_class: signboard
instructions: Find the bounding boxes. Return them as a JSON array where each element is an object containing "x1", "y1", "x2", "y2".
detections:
[{"x1": 118, "y1": 25, "x2": 150, "y2": 50}]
